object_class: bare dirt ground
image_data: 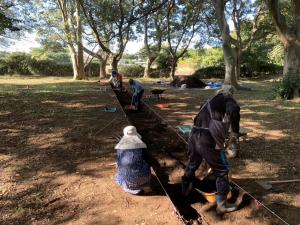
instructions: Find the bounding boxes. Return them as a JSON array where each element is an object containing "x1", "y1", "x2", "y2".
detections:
[
  {"x1": 0, "y1": 76, "x2": 180, "y2": 225},
  {"x1": 143, "y1": 78, "x2": 300, "y2": 225}
]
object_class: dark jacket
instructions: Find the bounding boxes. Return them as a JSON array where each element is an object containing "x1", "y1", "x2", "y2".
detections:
[{"x1": 193, "y1": 94, "x2": 240, "y2": 149}]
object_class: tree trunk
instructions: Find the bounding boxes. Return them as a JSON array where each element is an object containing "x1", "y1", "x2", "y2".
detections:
[
  {"x1": 169, "y1": 59, "x2": 177, "y2": 81},
  {"x1": 264, "y1": 0, "x2": 300, "y2": 98},
  {"x1": 99, "y1": 58, "x2": 107, "y2": 79},
  {"x1": 58, "y1": 0, "x2": 82, "y2": 80},
  {"x1": 69, "y1": 50, "x2": 79, "y2": 79},
  {"x1": 75, "y1": 47, "x2": 85, "y2": 80},
  {"x1": 235, "y1": 47, "x2": 242, "y2": 80},
  {"x1": 111, "y1": 56, "x2": 119, "y2": 72},
  {"x1": 283, "y1": 42, "x2": 300, "y2": 98},
  {"x1": 74, "y1": 0, "x2": 85, "y2": 80},
  {"x1": 143, "y1": 57, "x2": 155, "y2": 78},
  {"x1": 283, "y1": 42, "x2": 300, "y2": 76},
  {"x1": 212, "y1": 0, "x2": 247, "y2": 90},
  {"x1": 223, "y1": 44, "x2": 240, "y2": 87}
]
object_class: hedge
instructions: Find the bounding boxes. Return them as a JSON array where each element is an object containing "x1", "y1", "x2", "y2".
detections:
[
  {"x1": 193, "y1": 63, "x2": 283, "y2": 79},
  {"x1": 0, "y1": 52, "x2": 100, "y2": 76},
  {"x1": 119, "y1": 65, "x2": 144, "y2": 77}
]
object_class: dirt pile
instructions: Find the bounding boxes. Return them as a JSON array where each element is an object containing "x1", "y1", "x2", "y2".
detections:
[{"x1": 171, "y1": 76, "x2": 206, "y2": 88}]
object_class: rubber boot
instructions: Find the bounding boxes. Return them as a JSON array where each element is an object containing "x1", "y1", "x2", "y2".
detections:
[
  {"x1": 216, "y1": 195, "x2": 237, "y2": 214},
  {"x1": 181, "y1": 176, "x2": 193, "y2": 196}
]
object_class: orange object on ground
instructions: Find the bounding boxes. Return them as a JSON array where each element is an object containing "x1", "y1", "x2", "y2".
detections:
[
  {"x1": 125, "y1": 105, "x2": 136, "y2": 110},
  {"x1": 195, "y1": 188, "x2": 232, "y2": 203},
  {"x1": 156, "y1": 103, "x2": 169, "y2": 109}
]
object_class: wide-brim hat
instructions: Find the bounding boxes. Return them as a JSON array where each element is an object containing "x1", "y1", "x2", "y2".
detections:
[
  {"x1": 123, "y1": 126, "x2": 142, "y2": 139},
  {"x1": 115, "y1": 126, "x2": 146, "y2": 150}
]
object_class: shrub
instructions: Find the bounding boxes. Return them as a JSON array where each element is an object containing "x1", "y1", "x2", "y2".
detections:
[
  {"x1": 0, "y1": 51, "x2": 100, "y2": 77},
  {"x1": 193, "y1": 66, "x2": 225, "y2": 79},
  {"x1": 155, "y1": 49, "x2": 172, "y2": 72},
  {"x1": 0, "y1": 58, "x2": 8, "y2": 75},
  {"x1": 85, "y1": 62, "x2": 100, "y2": 77},
  {"x1": 200, "y1": 48, "x2": 224, "y2": 68},
  {"x1": 273, "y1": 75, "x2": 300, "y2": 99},
  {"x1": 5, "y1": 52, "x2": 32, "y2": 75},
  {"x1": 119, "y1": 65, "x2": 144, "y2": 77},
  {"x1": 148, "y1": 68, "x2": 170, "y2": 78},
  {"x1": 29, "y1": 59, "x2": 73, "y2": 76},
  {"x1": 241, "y1": 62, "x2": 283, "y2": 77}
]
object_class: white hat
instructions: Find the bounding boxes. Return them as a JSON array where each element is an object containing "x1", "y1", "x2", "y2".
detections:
[
  {"x1": 123, "y1": 125, "x2": 142, "y2": 139},
  {"x1": 216, "y1": 84, "x2": 236, "y2": 96},
  {"x1": 115, "y1": 126, "x2": 146, "y2": 150}
]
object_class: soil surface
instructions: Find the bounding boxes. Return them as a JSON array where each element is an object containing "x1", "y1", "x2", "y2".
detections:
[
  {"x1": 0, "y1": 77, "x2": 180, "y2": 225},
  {"x1": 1, "y1": 76, "x2": 299, "y2": 225},
  {"x1": 143, "y1": 79, "x2": 300, "y2": 225}
]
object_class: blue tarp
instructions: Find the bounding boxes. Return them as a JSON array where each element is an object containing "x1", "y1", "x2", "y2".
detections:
[
  {"x1": 104, "y1": 107, "x2": 117, "y2": 113},
  {"x1": 207, "y1": 82, "x2": 223, "y2": 88},
  {"x1": 176, "y1": 125, "x2": 192, "y2": 135}
]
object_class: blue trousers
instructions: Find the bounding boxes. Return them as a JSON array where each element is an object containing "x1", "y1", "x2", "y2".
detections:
[{"x1": 133, "y1": 90, "x2": 144, "y2": 109}]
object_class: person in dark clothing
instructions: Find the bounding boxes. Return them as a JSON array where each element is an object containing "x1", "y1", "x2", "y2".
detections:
[{"x1": 182, "y1": 85, "x2": 240, "y2": 214}]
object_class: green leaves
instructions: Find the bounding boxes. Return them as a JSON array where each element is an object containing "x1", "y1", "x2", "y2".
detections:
[{"x1": 273, "y1": 75, "x2": 300, "y2": 99}]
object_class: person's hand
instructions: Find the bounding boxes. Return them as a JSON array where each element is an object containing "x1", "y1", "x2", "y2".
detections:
[{"x1": 215, "y1": 144, "x2": 224, "y2": 150}]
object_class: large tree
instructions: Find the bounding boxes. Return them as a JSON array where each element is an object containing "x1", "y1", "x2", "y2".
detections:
[
  {"x1": 230, "y1": 0, "x2": 264, "y2": 80},
  {"x1": 0, "y1": 4, "x2": 19, "y2": 36},
  {"x1": 141, "y1": 0, "x2": 166, "y2": 78},
  {"x1": 79, "y1": 0, "x2": 168, "y2": 72},
  {"x1": 166, "y1": 0, "x2": 204, "y2": 80},
  {"x1": 264, "y1": 0, "x2": 300, "y2": 98},
  {"x1": 79, "y1": 0, "x2": 137, "y2": 72},
  {"x1": 0, "y1": 0, "x2": 34, "y2": 47},
  {"x1": 57, "y1": 0, "x2": 85, "y2": 80},
  {"x1": 212, "y1": 0, "x2": 258, "y2": 89}
]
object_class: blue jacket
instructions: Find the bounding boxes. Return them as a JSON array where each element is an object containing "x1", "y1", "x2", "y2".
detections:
[{"x1": 131, "y1": 80, "x2": 144, "y2": 95}]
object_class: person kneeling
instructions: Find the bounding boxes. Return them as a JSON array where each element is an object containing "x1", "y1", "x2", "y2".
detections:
[{"x1": 115, "y1": 126, "x2": 151, "y2": 194}]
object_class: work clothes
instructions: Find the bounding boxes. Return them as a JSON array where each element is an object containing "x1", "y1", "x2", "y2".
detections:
[
  {"x1": 109, "y1": 73, "x2": 123, "y2": 89},
  {"x1": 115, "y1": 126, "x2": 151, "y2": 194},
  {"x1": 131, "y1": 80, "x2": 144, "y2": 95},
  {"x1": 183, "y1": 93, "x2": 240, "y2": 198},
  {"x1": 130, "y1": 80, "x2": 144, "y2": 109}
]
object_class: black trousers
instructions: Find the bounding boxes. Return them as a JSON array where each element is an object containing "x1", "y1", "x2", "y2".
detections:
[{"x1": 184, "y1": 128, "x2": 230, "y2": 196}]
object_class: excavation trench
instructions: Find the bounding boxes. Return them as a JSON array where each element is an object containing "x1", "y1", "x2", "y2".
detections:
[
  {"x1": 111, "y1": 88, "x2": 290, "y2": 225},
  {"x1": 113, "y1": 89, "x2": 203, "y2": 224}
]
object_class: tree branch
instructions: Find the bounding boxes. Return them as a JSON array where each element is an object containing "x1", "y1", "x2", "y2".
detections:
[
  {"x1": 77, "y1": 0, "x2": 112, "y2": 53},
  {"x1": 264, "y1": 0, "x2": 289, "y2": 46}
]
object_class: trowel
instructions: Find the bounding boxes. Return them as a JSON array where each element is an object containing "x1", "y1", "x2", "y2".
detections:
[{"x1": 256, "y1": 179, "x2": 300, "y2": 190}]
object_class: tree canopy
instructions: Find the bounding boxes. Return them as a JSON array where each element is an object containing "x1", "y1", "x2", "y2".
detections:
[{"x1": 1, "y1": 0, "x2": 299, "y2": 98}]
